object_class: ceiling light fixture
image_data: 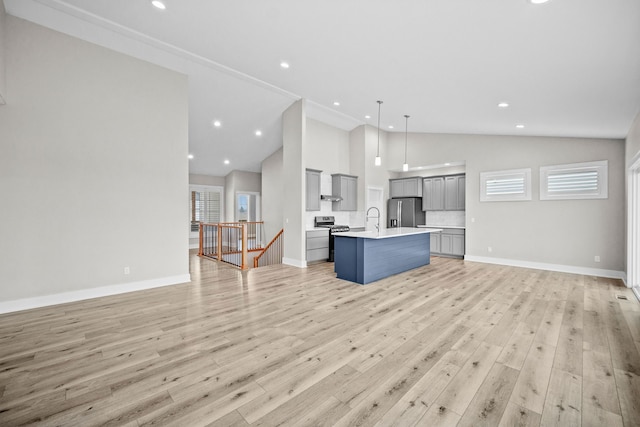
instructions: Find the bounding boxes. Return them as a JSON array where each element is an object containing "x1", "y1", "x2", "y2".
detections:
[
  {"x1": 516, "y1": 124, "x2": 525, "y2": 129},
  {"x1": 224, "y1": 159, "x2": 230, "y2": 165},
  {"x1": 375, "y1": 100, "x2": 383, "y2": 166},
  {"x1": 188, "y1": 154, "x2": 194, "y2": 160},
  {"x1": 213, "y1": 120, "x2": 221, "y2": 128},
  {"x1": 255, "y1": 130, "x2": 262, "y2": 136},
  {"x1": 365, "y1": 115, "x2": 371, "y2": 119},
  {"x1": 529, "y1": 0, "x2": 550, "y2": 4},
  {"x1": 388, "y1": 125, "x2": 394, "y2": 129},
  {"x1": 333, "y1": 101, "x2": 340, "y2": 106},
  {"x1": 498, "y1": 102, "x2": 510, "y2": 108},
  {"x1": 151, "y1": 1, "x2": 166, "y2": 10},
  {"x1": 280, "y1": 62, "x2": 290, "y2": 69},
  {"x1": 403, "y1": 115, "x2": 410, "y2": 172}
]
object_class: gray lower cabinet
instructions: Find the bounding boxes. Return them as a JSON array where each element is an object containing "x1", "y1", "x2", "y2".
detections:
[
  {"x1": 431, "y1": 228, "x2": 465, "y2": 258},
  {"x1": 306, "y1": 169, "x2": 321, "y2": 211},
  {"x1": 306, "y1": 229, "x2": 329, "y2": 262}
]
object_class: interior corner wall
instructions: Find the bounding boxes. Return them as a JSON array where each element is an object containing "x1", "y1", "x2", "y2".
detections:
[
  {"x1": 261, "y1": 148, "x2": 284, "y2": 240},
  {"x1": 0, "y1": 0, "x2": 6, "y2": 104},
  {"x1": 0, "y1": 16, "x2": 189, "y2": 308},
  {"x1": 305, "y1": 118, "x2": 350, "y2": 174},
  {"x1": 626, "y1": 111, "x2": 640, "y2": 167},
  {"x1": 282, "y1": 99, "x2": 306, "y2": 267}
]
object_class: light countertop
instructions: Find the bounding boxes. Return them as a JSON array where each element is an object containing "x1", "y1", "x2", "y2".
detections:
[
  {"x1": 335, "y1": 227, "x2": 443, "y2": 239},
  {"x1": 418, "y1": 225, "x2": 465, "y2": 230}
]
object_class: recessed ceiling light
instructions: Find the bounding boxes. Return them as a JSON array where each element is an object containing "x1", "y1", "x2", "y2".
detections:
[
  {"x1": 388, "y1": 125, "x2": 394, "y2": 129},
  {"x1": 280, "y1": 62, "x2": 290, "y2": 69},
  {"x1": 444, "y1": 163, "x2": 451, "y2": 166},
  {"x1": 213, "y1": 120, "x2": 221, "y2": 128},
  {"x1": 333, "y1": 101, "x2": 340, "y2": 106},
  {"x1": 151, "y1": 1, "x2": 166, "y2": 10},
  {"x1": 188, "y1": 154, "x2": 194, "y2": 160},
  {"x1": 365, "y1": 115, "x2": 371, "y2": 119},
  {"x1": 255, "y1": 130, "x2": 262, "y2": 136},
  {"x1": 529, "y1": 0, "x2": 550, "y2": 4},
  {"x1": 516, "y1": 124, "x2": 525, "y2": 129},
  {"x1": 224, "y1": 159, "x2": 230, "y2": 165},
  {"x1": 498, "y1": 102, "x2": 510, "y2": 108}
]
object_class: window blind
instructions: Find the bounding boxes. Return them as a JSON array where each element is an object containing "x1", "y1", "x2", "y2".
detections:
[
  {"x1": 540, "y1": 160, "x2": 607, "y2": 200},
  {"x1": 480, "y1": 168, "x2": 531, "y2": 202},
  {"x1": 191, "y1": 189, "x2": 221, "y2": 231}
]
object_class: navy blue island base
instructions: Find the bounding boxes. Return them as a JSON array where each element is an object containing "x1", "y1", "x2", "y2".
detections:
[{"x1": 334, "y1": 230, "x2": 433, "y2": 285}]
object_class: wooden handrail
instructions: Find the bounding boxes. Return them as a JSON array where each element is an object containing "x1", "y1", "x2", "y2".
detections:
[
  {"x1": 199, "y1": 221, "x2": 266, "y2": 270},
  {"x1": 254, "y1": 229, "x2": 284, "y2": 268}
]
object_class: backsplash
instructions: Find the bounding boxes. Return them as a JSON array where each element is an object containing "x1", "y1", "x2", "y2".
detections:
[{"x1": 425, "y1": 210, "x2": 466, "y2": 227}]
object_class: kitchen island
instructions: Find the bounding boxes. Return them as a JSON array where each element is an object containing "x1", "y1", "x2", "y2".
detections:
[{"x1": 334, "y1": 227, "x2": 442, "y2": 284}]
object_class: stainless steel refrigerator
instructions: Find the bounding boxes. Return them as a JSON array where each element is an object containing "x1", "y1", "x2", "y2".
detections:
[{"x1": 388, "y1": 198, "x2": 425, "y2": 228}]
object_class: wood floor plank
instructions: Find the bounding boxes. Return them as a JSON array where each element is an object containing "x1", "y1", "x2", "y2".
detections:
[
  {"x1": 0, "y1": 252, "x2": 637, "y2": 426},
  {"x1": 498, "y1": 402, "x2": 542, "y2": 427},
  {"x1": 540, "y1": 368, "x2": 582, "y2": 426},
  {"x1": 432, "y1": 341, "x2": 503, "y2": 416},
  {"x1": 457, "y1": 362, "x2": 519, "y2": 427},
  {"x1": 613, "y1": 368, "x2": 640, "y2": 427}
]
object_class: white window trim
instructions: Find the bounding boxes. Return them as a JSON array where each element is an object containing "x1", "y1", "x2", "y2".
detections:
[
  {"x1": 189, "y1": 184, "x2": 224, "y2": 238},
  {"x1": 480, "y1": 168, "x2": 532, "y2": 202},
  {"x1": 540, "y1": 160, "x2": 608, "y2": 200}
]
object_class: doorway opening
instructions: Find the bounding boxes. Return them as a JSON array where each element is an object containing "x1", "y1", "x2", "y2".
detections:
[{"x1": 236, "y1": 192, "x2": 261, "y2": 223}]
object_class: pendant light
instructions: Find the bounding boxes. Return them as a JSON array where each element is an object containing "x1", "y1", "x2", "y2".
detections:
[
  {"x1": 403, "y1": 115, "x2": 410, "y2": 172},
  {"x1": 375, "y1": 100, "x2": 383, "y2": 166}
]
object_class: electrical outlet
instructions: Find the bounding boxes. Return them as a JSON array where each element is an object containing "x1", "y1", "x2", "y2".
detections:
[
  {"x1": 594, "y1": 256, "x2": 600, "y2": 263},
  {"x1": 124, "y1": 266, "x2": 130, "y2": 275}
]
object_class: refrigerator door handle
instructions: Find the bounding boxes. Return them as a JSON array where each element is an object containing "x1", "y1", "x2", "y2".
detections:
[{"x1": 398, "y1": 201, "x2": 402, "y2": 227}]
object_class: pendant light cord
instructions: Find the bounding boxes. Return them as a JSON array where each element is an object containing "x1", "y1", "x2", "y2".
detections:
[
  {"x1": 376, "y1": 100, "x2": 383, "y2": 157},
  {"x1": 404, "y1": 115, "x2": 410, "y2": 164}
]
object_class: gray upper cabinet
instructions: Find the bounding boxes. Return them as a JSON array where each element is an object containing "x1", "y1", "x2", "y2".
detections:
[
  {"x1": 422, "y1": 177, "x2": 444, "y2": 211},
  {"x1": 390, "y1": 177, "x2": 423, "y2": 198},
  {"x1": 306, "y1": 169, "x2": 321, "y2": 211},
  {"x1": 424, "y1": 174, "x2": 465, "y2": 211},
  {"x1": 332, "y1": 174, "x2": 357, "y2": 211},
  {"x1": 444, "y1": 175, "x2": 465, "y2": 211}
]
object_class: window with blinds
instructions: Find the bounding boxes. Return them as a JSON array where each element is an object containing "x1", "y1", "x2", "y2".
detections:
[
  {"x1": 540, "y1": 160, "x2": 607, "y2": 200},
  {"x1": 190, "y1": 186, "x2": 223, "y2": 232},
  {"x1": 480, "y1": 168, "x2": 532, "y2": 202}
]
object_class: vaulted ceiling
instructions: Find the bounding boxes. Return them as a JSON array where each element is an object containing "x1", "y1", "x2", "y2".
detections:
[{"x1": 5, "y1": 0, "x2": 640, "y2": 176}]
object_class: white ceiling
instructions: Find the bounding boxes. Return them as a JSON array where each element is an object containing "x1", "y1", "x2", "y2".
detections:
[{"x1": 5, "y1": 0, "x2": 640, "y2": 176}]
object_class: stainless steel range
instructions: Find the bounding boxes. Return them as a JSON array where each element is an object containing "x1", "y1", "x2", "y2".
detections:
[{"x1": 314, "y1": 216, "x2": 350, "y2": 262}]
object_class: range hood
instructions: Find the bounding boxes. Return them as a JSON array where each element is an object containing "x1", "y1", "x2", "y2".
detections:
[{"x1": 321, "y1": 195, "x2": 342, "y2": 202}]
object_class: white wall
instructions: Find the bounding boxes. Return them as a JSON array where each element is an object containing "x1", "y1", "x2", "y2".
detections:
[
  {"x1": 261, "y1": 148, "x2": 284, "y2": 240},
  {"x1": 282, "y1": 99, "x2": 306, "y2": 267},
  {"x1": 0, "y1": 0, "x2": 6, "y2": 104},
  {"x1": 189, "y1": 173, "x2": 225, "y2": 187},
  {"x1": 0, "y1": 16, "x2": 189, "y2": 309},
  {"x1": 305, "y1": 118, "x2": 351, "y2": 173},
  {"x1": 385, "y1": 132, "x2": 625, "y2": 275}
]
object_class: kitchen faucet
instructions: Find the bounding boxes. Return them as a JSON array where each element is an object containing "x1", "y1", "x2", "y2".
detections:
[{"x1": 366, "y1": 207, "x2": 381, "y2": 232}]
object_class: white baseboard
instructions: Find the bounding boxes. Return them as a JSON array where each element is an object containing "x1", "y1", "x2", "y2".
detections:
[
  {"x1": 282, "y1": 257, "x2": 307, "y2": 268},
  {"x1": 0, "y1": 274, "x2": 191, "y2": 315},
  {"x1": 464, "y1": 255, "x2": 626, "y2": 281}
]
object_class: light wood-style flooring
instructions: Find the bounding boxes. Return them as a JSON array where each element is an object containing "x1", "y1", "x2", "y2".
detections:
[{"x1": 1, "y1": 253, "x2": 639, "y2": 426}]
